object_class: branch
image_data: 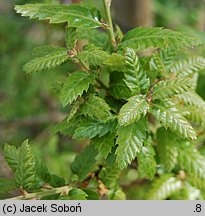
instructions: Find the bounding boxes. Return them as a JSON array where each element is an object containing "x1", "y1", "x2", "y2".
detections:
[
  {"x1": 103, "y1": 0, "x2": 116, "y2": 49},
  {"x1": 7, "y1": 186, "x2": 70, "y2": 200}
]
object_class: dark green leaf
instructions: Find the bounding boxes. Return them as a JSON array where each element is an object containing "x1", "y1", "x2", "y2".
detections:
[
  {"x1": 73, "y1": 117, "x2": 117, "y2": 139},
  {"x1": 60, "y1": 71, "x2": 95, "y2": 106},
  {"x1": 71, "y1": 144, "x2": 98, "y2": 181},
  {"x1": 109, "y1": 72, "x2": 132, "y2": 100},
  {"x1": 93, "y1": 133, "x2": 115, "y2": 159},
  {"x1": 81, "y1": 94, "x2": 112, "y2": 120},
  {"x1": 116, "y1": 118, "x2": 147, "y2": 169}
]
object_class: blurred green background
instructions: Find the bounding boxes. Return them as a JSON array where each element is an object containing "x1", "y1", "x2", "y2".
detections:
[{"x1": 0, "y1": 0, "x2": 205, "y2": 199}]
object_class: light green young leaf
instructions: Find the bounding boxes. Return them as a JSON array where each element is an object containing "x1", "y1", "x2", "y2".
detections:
[
  {"x1": 15, "y1": 4, "x2": 103, "y2": 29},
  {"x1": 170, "y1": 56, "x2": 205, "y2": 78},
  {"x1": 93, "y1": 133, "x2": 115, "y2": 159},
  {"x1": 71, "y1": 144, "x2": 98, "y2": 181},
  {"x1": 124, "y1": 48, "x2": 150, "y2": 94},
  {"x1": 151, "y1": 78, "x2": 194, "y2": 100},
  {"x1": 60, "y1": 71, "x2": 95, "y2": 106},
  {"x1": 103, "y1": 53, "x2": 126, "y2": 72},
  {"x1": 120, "y1": 27, "x2": 202, "y2": 51},
  {"x1": 77, "y1": 29, "x2": 109, "y2": 48},
  {"x1": 24, "y1": 47, "x2": 68, "y2": 73},
  {"x1": 118, "y1": 95, "x2": 149, "y2": 126},
  {"x1": 116, "y1": 118, "x2": 147, "y2": 169},
  {"x1": 146, "y1": 174, "x2": 183, "y2": 200},
  {"x1": 151, "y1": 100, "x2": 196, "y2": 140},
  {"x1": 73, "y1": 117, "x2": 117, "y2": 139},
  {"x1": 81, "y1": 94, "x2": 112, "y2": 120},
  {"x1": 157, "y1": 128, "x2": 178, "y2": 172}
]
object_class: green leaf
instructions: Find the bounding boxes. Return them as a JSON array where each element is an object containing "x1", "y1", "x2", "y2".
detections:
[
  {"x1": 159, "y1": 48, "x2": 178, "y2": 69},
  {"x1": 23, "y1": 47, "x2": 68, "y2": 73},
  {"x1": 73, "y1": 117, "x2": 117, "y2": 139},
  {"x1": 65, "y1": 27, "x2": 77, "y2": 50},
  {"x1": 124, "y1": 48, "x2": 150, "y2": 94},
  {"x1": 120, "y1": 27, "x2": 202, "y2": 51},
  {"x1": 146, "y1": 174, "x2": 183, "y2": 200},
  {"x1": 83, "y1": 189, "x2": 99, "y2": 200},
  {"x1": 176, "y1": 91, "x2": 205, "y2": 108},
  {"x1": 137, "y1": 138, "x2": 156, "y2": 180},
  {"x1": 0, "y1": 179, "x2": 16, "y2": 195},
  {"x1": 68, "y1": 189, "x2": 88, "y2": 200},
  {"x1": 151, "y1": 100, "x2": 196, "y2": 140},
  {"x1": 108, "y1": 189, "x2": 126, "y2": 200},
  {"x1": 118, "y1": 95, "x2": 149, "y2": 126},
  {"x1": 183, "y1": 105, "x2": 205, "y2": 126},
  {"x1": 178, "y1": 142, "x2": 205, "y2": 181},
  {"x1": 116, "y1": 118, "x2": 147, "y2": 169},
  {"x1": 71, "y1": 144, "x2": 98, "y2": 181},
  {"x1": 60, "y1": 71, "x2": 95, "y2": 106},
  {"x1": 93, "y1": 133, "x2": 115, "y2": 159},
  {"x1": 48, "y1": 175, "x2": 65, "y2": 188},
  {"x1": 151, "y1": 78, "x2": 194, "y2": 100},
  {"x1": 150, "y1": 53, "x2": 168, "y2": 77},
  {"x1": 15, "y1": 4, "x2": 103, "y2": 29},
  {"x1": 77, "y1": 44, "x2": 109, "y2": 66},
  {"x1": 77, "y1": 29, "x2": 108, "y2": 48},
  {"x1": 32, "y1": 46, "x2": 62, "y2": 57},
  {"x1": 52, "y1": 115, "x2": 84, "y2": 137},
  {"x1": 15, "y1": 140, "x2": 42, "y2": 190},
  {"x1": 3, "y1": 144, "x2": 18, "y2": 172},
  {"x1": 35, "y1": 156, "x2": 51, "y2": 183},
  {"x1": 109, "y1": 72, "x2": 132, "y2": 100},
  {"x1": 81, "y1": 94, "x2": 112, "y2": 120},
  {"x1": 99, "y1": 165, "x2": 121, "y2": 189},
  {"x1": 157, "y1": 128, "x2": 178, "y2": 172},
  {"x1": 67, "y1": 101, "x2": 81, "y2": 122},
  {"x1": 103, "y1": 53, "x2": 126, "y2": 72},
  {"x1": 170, "y1": 56, "x2": 205, "y2": 77},
  {"x1": 170, "y1": 182, "x2": 201, "y2": 200}
]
